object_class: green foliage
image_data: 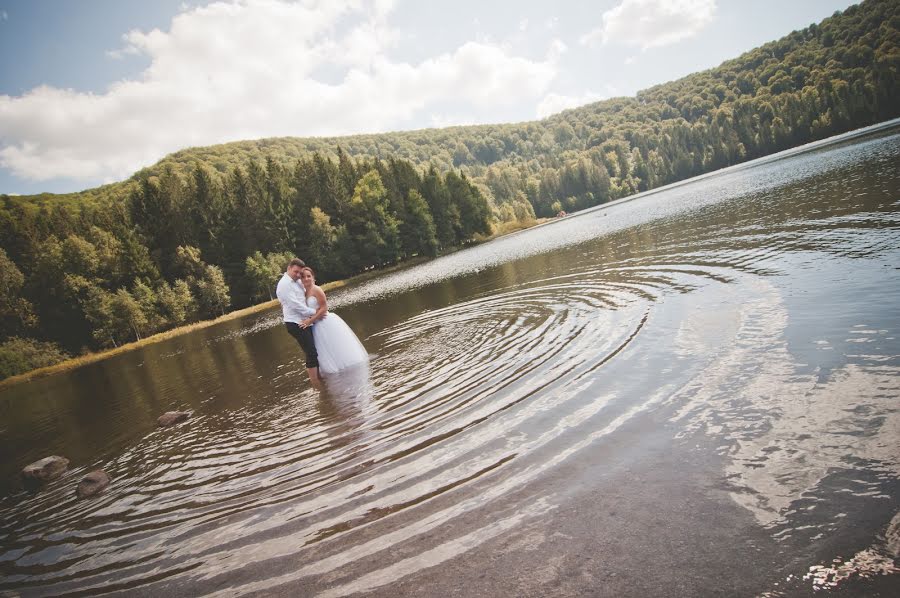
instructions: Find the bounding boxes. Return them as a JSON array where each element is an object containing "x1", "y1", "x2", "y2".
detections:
[
  {"x1": 3, "y1": 145, "x2": 493, "y2": 366},
  {"x1": 305, "y1": 207, "x2": 342, "y2": 276},
  {"x1": 175, "y1": 245, "x2": 231, "y2": 318},
  {"x1": 346, "y1": 170, "x2": 402, "y2": 268},
  {"x1": 0, "y1": 337, "x2": 70, "y2": 379},
  {"x1": 1, "y1": 0, "x2": 898, "y2": 377},
  {"x1": 194, "y1": 265, "x2": 230, "y2": 318},
  {"x1": 0, "y1": 248, "x2": 37, "y2": 336},
  {"x1": 175, "y1": 245, "x2": 206, "y2": 279},
  {"x1": 245, "y1": 250, "x2": 294, "y2": 302},
  {"x1": 446, "y1": 172, "x2": 491, "y2": 241},
  {"x1": 156, "y1": 279, "x2": 195, "y2": 327},
  {"x1": 399, "y1": 189, "x2": 439, "y2": 257},
  {"x1": 132, "y1": 278, "x2": 163, "y2": 335},
  {"x1": 61, "y1": 234, "x2": 99, "y2": 277},
  {"x1": 109, "y1": 288, "x2": 148, "y2": 343}
]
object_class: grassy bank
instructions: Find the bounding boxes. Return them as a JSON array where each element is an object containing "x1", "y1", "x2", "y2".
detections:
[{"x1": 0, "y1": 299, "x2": 280, "y2": 390}]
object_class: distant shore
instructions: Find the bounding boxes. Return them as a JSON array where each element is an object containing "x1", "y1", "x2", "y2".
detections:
[{"x1": 0, "y1": 219, "x2": 548, "y2": 390}]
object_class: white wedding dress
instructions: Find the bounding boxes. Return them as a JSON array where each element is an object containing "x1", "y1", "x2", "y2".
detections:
[{"x1": 307, "y1": 295, "x2": 369, "y2": 374}]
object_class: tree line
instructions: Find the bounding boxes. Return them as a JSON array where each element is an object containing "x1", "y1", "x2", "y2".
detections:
[
  {"x1": 2, "y1": 0, "x2": 898, "y2": 379},
  {"x1": 0, "y1": 156, "x2": 490, "y2": 378},
  {"x1": 134, "y1": 0, "x2": 898, "y2": 219}
]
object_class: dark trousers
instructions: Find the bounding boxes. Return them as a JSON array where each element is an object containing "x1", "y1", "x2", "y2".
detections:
[{"x1": 285, "y1": 322, "x2": 318, "y2": 369}]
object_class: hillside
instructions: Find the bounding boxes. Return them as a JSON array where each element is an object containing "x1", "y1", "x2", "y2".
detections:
[
  {"x1": 14, "y1": 0, "x2": 898, "y2": 214},
  {"x1": 1, "y1": 0, "x2": 898, "y2": 379}
]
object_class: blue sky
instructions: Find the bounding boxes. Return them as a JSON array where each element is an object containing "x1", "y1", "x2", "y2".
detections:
[{"x1": 0, "y1": 0, "x2": 857, "y2": 195}]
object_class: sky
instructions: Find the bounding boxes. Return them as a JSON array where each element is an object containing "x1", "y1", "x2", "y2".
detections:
[{"x1": 0, "y1": 0, "x2": 858, "y2": 195}]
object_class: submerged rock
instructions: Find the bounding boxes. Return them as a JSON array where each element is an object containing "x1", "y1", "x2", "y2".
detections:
[
  {"x1": 22, "y1": 456, "x2": 69, "y2": 481},
  {"x1": 76, "y1": 470, "x2": 110, "y2": 498},
  {"x1": 157, "y1": 411, "x2": 191, "y2": 427}
]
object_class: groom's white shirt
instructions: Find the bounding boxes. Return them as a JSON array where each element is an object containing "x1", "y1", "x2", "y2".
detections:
[{"x1": 276, "y1": 273, "x2": 316, "y2": 323}]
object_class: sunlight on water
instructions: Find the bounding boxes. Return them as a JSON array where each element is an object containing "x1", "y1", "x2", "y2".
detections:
[{"x1": 1, "y1": 122, "x2": 899, "y2": 596}]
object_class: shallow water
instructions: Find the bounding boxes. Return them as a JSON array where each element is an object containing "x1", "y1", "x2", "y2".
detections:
[{"x1": 1, "y1": 121, "x2": 899, "y2": 596}]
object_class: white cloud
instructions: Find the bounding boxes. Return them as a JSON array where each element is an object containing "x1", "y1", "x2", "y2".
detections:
[
  {"x1": 580, "y1": 0, "x2": 716, "y2": 50},
  {"x1": 105, "y1": 45, "x2": 141, "y2": 60},
  {"x1": 1, "y1": 10, "x2": 8, "y2": 21},
  {"x1": 0, "y1": 0, "x2": 561, "y2": 183},
  {"x1": 536, "y1": 90, "x2": 608, "y2": 118}
]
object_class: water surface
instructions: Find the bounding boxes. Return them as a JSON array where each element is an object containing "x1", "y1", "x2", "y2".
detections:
[{"x1": 1, "y1": 122, "x2": 899, "y2": 596}]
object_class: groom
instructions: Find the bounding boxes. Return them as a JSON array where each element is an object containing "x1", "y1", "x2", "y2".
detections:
[{"x1": 276, "y1": 258, "x2": 324, "y2": 387}]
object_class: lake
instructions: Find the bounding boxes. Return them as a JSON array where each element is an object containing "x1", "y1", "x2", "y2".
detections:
[{"x1": 1, "y1": 121, "x2": 899, "y2": 597}]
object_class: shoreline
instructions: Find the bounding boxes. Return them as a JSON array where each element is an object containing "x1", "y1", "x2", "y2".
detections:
[
  {"x1": 0, "y1": 224, "x2": 548, "y2": 390},
  {"x1": 8, "y1": 119, "x2": 897, "y2": 391},
  {"x1": 0, "y1": 299, "x2": 279, "y2": 390}
]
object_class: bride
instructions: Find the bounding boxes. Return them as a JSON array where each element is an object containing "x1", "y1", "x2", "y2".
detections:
[{"x1": 299, "y1": 267, "x2": 369, "y2": 374}]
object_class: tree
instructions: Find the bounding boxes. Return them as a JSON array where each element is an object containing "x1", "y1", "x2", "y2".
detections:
[
  {"x1": 245, "y1": 251, "x2": 273, "y2": 303},
  {"x1": 86, "y1": 225, "x2": 126, "y2": 287},
  {"x1": 306, "y1": 207, "x2": 343, "y2": 277},
  {"x1": 0, "y1": 337, "x2": 69, "y2": 380},
  {"x1": 131, "y1": 279, "x2": 164, "y2": 335},
  {"x1": 422, "y1": 166, "x2": 458, "y2": 249},
  {"x1": 195, "y1": 265, "x2": 230, "y2": 318},
  {"x1": 336, "y1": 146, "x2": 359, "y2": 199},
  {"x1": 266, "y1": 252, "x2": 295, "y2": 285},
  {"x1": 156, "y1": 279, "x2": 195, "y2": 326},
  {"x1": 245, "y1": 250, "x2": 293, "y2": 302},
  {"x1": 446, "y1": 171, "x2": 491, "y2": 242},
  {"x1": 265, "y1": 157, "x2": 295, "y2": 253},
  {"x1": 117, "y1": 228, "x2": 161, "y2": 283},
  {"x1": 186, "y1": 163, "x2": 225, "y2": 263},
  {"x1": 129, "y1": 169, "x2": 184, "y2": 277},
  {"x1": 88, "y1": 288, "x2": 148, "y2": 347},
  {"x1": 346, "y1": 170, "x2": 401, "y2": 267},
  {"x1": 173, "y1": 245, "x2": 232, "y2": 317},
  {"x1": 175, "y1": 245, "x2": 206, "y2": 280},
  {"x1": 399, "y1": 189, "x2": 439, "y2": 257},
  {"x1": 0, "y1": 248, "x2": 37, "y2": 336},
  {"x1": 110, "y1": 288, "x2": 149, "y2": 342},
  {"x1": 61, "y1": 234, "x2": 99, "y2": 278}
]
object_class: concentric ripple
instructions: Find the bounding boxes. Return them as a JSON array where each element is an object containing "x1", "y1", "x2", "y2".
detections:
[{"x1": 1, "y1": 121, "x2": 899, "y2": 596}]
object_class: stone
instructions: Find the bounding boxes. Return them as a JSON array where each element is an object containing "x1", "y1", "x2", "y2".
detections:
[
  {"x1": 22, "y1": 456, "x2": 69, "y2": 481},
  {"x1": 76, "y1": 470, "x2": 110, "y2": 498},
  {"x1": 157, "y1": 411, "x2": 191, "y2": 427}
]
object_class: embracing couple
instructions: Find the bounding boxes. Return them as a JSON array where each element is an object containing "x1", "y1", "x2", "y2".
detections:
[{"x1": 276, "y1": 258, "x2": 368, "y2": 388}]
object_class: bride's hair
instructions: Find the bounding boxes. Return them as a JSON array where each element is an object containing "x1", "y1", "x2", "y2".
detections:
[{"x1": 300, "y1": 266, "x2": 315, "y2": 278}]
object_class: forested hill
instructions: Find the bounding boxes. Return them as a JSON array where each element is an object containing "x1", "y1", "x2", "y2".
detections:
[
  {"x1": 24, "y1": 0, "x2": 899, "y2": 213},
  {"x1": 1, "y1": 0, "x2": 898, "y2": 379}
]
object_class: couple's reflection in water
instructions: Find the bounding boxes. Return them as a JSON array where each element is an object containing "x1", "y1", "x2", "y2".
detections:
[{"x1": 316, "y1": 361, "x2": 374, "y2": 451}]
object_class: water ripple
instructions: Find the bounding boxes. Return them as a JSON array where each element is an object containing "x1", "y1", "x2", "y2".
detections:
[{"x1": 1, "y1": 123, "x2": 899, "y2": 596}]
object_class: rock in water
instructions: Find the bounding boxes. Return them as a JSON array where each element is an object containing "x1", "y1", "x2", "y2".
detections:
[
  {"x1": 22, "y1": 456, "x2": 69, "y2": 481},
  {"x1": 157, "y1": 411, "x2": 191, "y2": 427},
  {"x1": 77, "y1": 470, "x2": 110, "y2": 498}
]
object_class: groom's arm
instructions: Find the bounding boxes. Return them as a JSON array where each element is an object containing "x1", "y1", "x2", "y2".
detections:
[{"x1": 275, "y1": 278, "x2": 315, "y2": 317}]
